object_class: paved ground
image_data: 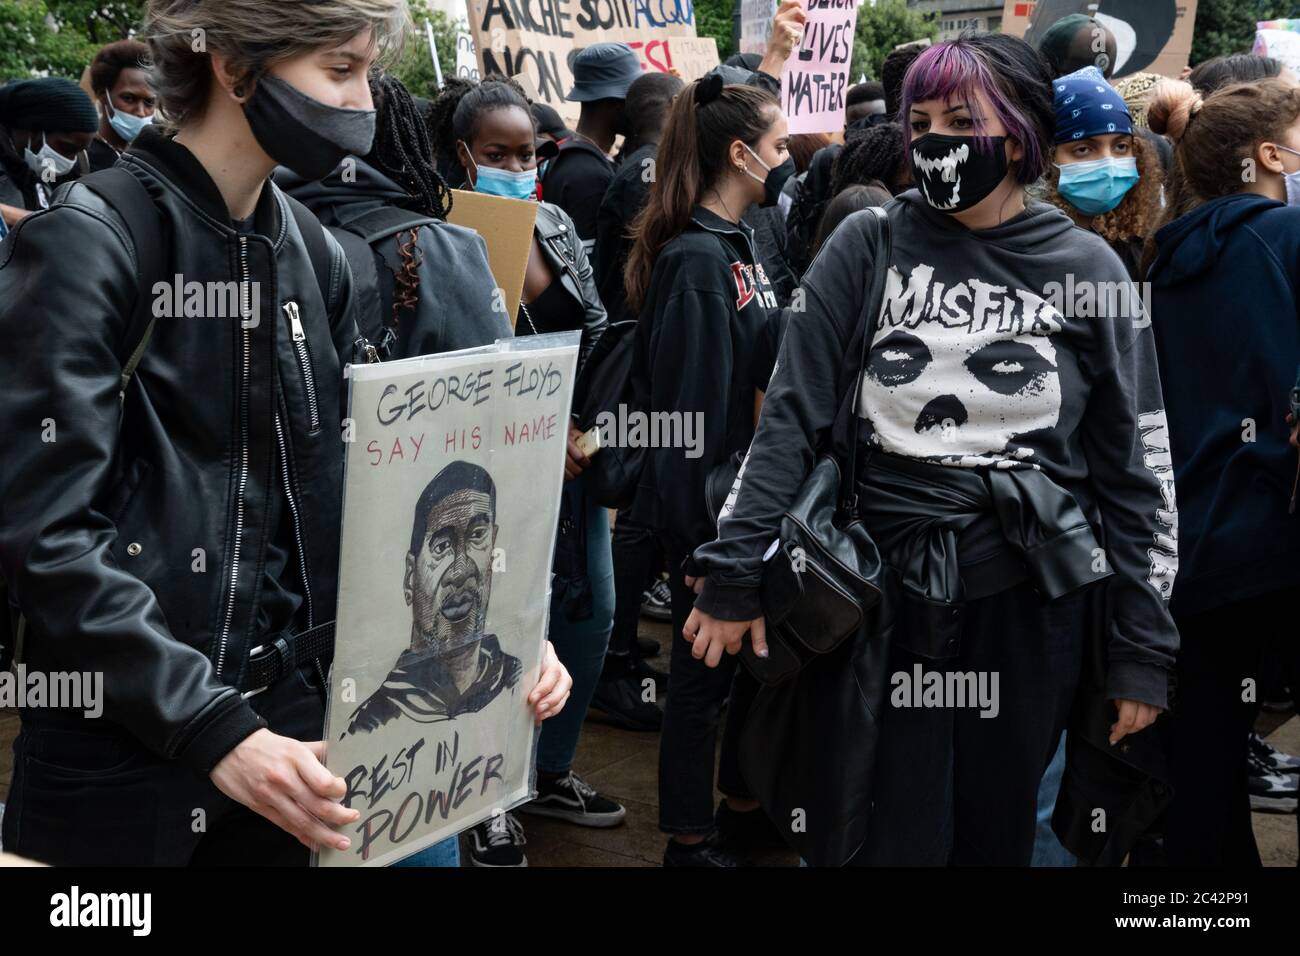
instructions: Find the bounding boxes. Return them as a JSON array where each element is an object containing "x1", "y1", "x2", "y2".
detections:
[{"x1": 2, "y1": 615, "x2": 1296, "y2": 866}]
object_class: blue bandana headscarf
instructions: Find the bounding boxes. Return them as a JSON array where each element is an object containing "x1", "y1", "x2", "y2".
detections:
[{"x1": 1052, "y1": 67, "x2": 1133, "y2": 145}]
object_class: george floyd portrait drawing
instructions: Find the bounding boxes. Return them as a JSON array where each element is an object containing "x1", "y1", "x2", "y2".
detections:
[
  {"x1": 318, "y1": 334, "x2": 578, "y2": 867},
  {"x1": 344, "y1": 461, "x2": 522, "y2": 737}
]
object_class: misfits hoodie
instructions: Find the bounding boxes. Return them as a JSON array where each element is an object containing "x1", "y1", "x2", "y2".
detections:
[
  {"x1": 694, "y1": 190, "x2": 1180, "y2": 707},
  {"x1": 1148, "y1": 193, "x2": 1300, "y2": 617}
]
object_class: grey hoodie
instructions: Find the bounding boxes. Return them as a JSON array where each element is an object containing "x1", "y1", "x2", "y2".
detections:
[
  {"x1": 694, "y1": 190, "x2": 1179, "y2": 707},
  {"x1": 277, "y1": 159, "x2": 511, "y2": 357}
]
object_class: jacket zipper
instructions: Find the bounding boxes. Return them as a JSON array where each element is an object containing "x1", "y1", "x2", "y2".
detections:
[
  {"x1": 274, "y1": 411, "x2": 315, "y2": 631},
  {"x1": 283, "y1": 301, "x2": 320, "y2": 432},
  {"x1": 215, "y1": 236, "x2": 253, "y2": 676}
]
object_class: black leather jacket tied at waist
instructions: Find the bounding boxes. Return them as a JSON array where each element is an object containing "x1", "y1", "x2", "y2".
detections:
[{"x1": 858, "y1": 452, "x2": 1113, "y2": 658}]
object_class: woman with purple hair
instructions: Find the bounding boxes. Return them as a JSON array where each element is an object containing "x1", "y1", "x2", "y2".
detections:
[{"x1": 682, "y1": 32, "x2": 1180, "y2": 865}]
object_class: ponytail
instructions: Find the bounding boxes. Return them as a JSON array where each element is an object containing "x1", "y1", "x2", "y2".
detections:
[{"x1": 624, "y1": 77, "x2": 777, "y2": 313}]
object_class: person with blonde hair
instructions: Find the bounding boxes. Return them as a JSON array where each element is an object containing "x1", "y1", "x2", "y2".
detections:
[
  {"x1": 0, "y1": 0, "x2": 571, "y2": 867},
  {"x1": 1145, "y1": 76, "x2": 1300, "y2": 864}
]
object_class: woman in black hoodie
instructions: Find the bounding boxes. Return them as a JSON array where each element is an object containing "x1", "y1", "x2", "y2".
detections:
[
  {"x1": 624, "y1": 74, "x2": 790, "y2": 866},
  {"x1": 686, "y1": 33, "x2": 1180, "y2": 865}
]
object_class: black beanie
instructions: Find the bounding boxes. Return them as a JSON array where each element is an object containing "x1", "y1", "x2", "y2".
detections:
[{"x1": 0, "y1": 77, "x2": 99, "y2": 133}]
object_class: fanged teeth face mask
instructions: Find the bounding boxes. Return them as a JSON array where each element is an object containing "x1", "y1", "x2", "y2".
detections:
[{"x1": 910, "y1": 132, "x2": 1009, "y2": 213}]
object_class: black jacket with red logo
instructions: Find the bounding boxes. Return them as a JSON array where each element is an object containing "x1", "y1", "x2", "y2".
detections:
[{"x1": 632, "y1": 206, "x2": 777, "y2": 554}]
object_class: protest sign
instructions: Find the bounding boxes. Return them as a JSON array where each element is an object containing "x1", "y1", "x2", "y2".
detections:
[
  {"x1": 446, "y1": 188, "x2": 538, "y2": 328},
  {"x1": 1002, "y1": 0, "x2": 1198, "y2": 79},
  {"x1": 740, "y1": 0, "x2": 777, "y2": 55},
  {"x1": 469, "y1": 0, "x2": 705, "y2": 125},
  {"x1": 316, "y1": 332, "x2": 580, "y2": 867},
  {"x1": 1255, "y1": 20, "x2": 1300, "y2": 74},
  {"x1": 782, "y1": 0, "x2": 860, "y2": 135},
  {"x1": 457, "y1": 31, "x2": 482, "y2": 80}
]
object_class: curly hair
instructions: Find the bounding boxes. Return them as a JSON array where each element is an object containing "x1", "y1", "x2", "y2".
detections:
[
  {"x1": 1044, "y1": 132, "x2": 1163, "y2": 242},
  {"x1": 830, "y1": 121, "x2": 905, "y2": 198},
  {"x1": 89, "y1": 40, "x2": 151, "y2": 97}
]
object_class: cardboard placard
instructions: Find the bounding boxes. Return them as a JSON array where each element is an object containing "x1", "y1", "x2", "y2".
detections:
[
  {"x1": 782, "y1": 0, "x2": 860, "y2": 135},
  {"x1": 740, "y1": 0, "x2": 777, "y2": 56},
  {"x1": 316, "y1": 333, "x2": 579, "y2": 867},
  {"x1": 1000, "y1": 0, "x2": 1198, "y2": 79},
  {"x1": 469, "y1": 0, "x2": 702, "y2": 126},
  {"x1": 456, "y1": 31, "x2": 482, "y2": 81},
  {"x1": 666, "y1": 36, "x2": 721, "y2": 83},
  {"x1": 447, "y1": 189, "x2": 538, "y2": 328}
]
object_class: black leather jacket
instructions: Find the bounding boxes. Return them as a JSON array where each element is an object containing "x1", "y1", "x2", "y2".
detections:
[
  {"x1": 0, "y1": 129, "x2": 359, "y2": 773},
  {"x1": 532, "y1": 200, "x2": 606, "y2": 369}
]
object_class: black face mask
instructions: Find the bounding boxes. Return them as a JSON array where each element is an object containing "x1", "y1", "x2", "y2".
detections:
[
  {"x1": 742, "y1": 143, "x2": 796, "y2": 208},
  {"x1": 242, "y1": 73, "x2": 376, "y2": 180},
  {"x1": 909, "y1": 132, "x2": 1008, "y2": 213}
]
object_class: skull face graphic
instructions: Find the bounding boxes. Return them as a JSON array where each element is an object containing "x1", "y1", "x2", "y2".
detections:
[{"x1": 860, "y1": 278, "x2": 1064, "y2": 466}]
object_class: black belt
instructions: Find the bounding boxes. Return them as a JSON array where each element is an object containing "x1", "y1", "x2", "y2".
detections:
[{"x1": 242, "y1": 621, "x2": 335, "y2": 692}]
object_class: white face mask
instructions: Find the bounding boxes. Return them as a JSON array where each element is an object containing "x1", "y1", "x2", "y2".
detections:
[
  {"x1": 23, "y1": 133, "x2": 77, "y2": 181},
  {"x1": 1276, "y1": 144, "x2": 1300, "y2": 206}
]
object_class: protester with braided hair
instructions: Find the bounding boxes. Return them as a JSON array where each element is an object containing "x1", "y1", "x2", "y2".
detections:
[
  {"x1": 429, "y1": 74, "x2": 629, "y2": 868},
  {"x1": 280, "y1": 70, "x2": 509, "y2": 362}
]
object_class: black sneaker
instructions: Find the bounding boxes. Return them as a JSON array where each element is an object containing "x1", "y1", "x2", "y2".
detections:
[
  {"x1": 520, "y1": 771, "x2": 627, "y2": 827},
  {"x1": 1247, "y1": 751, "x2": 1298, "y2": 813},
  {"x1": 589, "y1": 673, "x2": 664, "y2": 731},
  {"x1": 637, "y1": 636, "x2": 662, "y2": 658},
  {"x1": 1250, "y1": 731, "x2": 1300, "y2": 775},
  {"x1": 663, "y1": 835, "x2": 741, "y2": 867},
  {"x1": 467, "y1": 812, "x2": 527, "y2": 867},
  {"x1": 716, "y1": 800, "x2": 786, "y2": 853},
  {"x1": 640, "y1": 577, "x2": 672, "y2": 622}
]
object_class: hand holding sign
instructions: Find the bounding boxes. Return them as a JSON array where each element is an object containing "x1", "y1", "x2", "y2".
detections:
[{"x1": 759, "y1": 1, "x2": 808, "y2": 77}]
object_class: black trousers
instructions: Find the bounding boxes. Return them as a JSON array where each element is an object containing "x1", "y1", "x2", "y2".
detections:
[
  {"x1": 2, "y1": 663, "x2": 326, "y2": 866},
  {"x1": 608, "y1": 511, "x2": 662, "y2": 657},
  {"x1": 657, "y1": 547, "x2": 756, "y2": 834},
  {"x1": 854, "y1": 581, "x2": 1088, "y2": 865},
  {"x1": 1159, "y1": 593, "x2": 1277, "y2": 866}
]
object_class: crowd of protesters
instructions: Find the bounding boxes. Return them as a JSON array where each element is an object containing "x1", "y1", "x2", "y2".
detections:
[{"x1": 0, "y1": 0, "x2": 1298, "y2": 869}]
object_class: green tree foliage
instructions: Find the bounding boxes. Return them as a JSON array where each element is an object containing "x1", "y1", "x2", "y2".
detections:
[
  {"x1": 1, "y1": 0, "x2": 143, "y2": 81},
  {"x1": 388, "y1": 0, "x2": 460, "y2": 98},
  {"x1": 1190, "y1": 0, "x2": 1300, "y2": 65},
  {"x1": 851, "y1": 0, "x2": 938, "y2": 81},
  {"x1": 694, "y1": 0, "x2": 737, "y2": 61}
]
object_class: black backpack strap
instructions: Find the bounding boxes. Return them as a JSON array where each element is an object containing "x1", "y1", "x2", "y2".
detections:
[
  {"x1": 284, "y1": 193, "x2": 334, "y2": 309},
  {"x1": 76, "y1": 167, "x2": 165, "y2": 393},
  {"x1": 333, "y1": 205, "x2": 438, "y2": 348},
  {"x1": 336, "y1": 205, "x2": 437, "y2": 244}
]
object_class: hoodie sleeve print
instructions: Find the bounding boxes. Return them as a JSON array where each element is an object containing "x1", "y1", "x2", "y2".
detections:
[
  {"x1": 1079, "y1": 279, "x2": 1180, "y2": 710},
  {"x1": 648, "y1": 274, "x2": 736, "y2": 553},
  {"x1": 692, "y1": 213, "x2": 872, "y2": 621}
]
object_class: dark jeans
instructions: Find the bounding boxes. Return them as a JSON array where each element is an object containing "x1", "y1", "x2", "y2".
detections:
[
  {"x1": 854, "y1": 581, "x2": 1088, "y2": 865},
  {"x1": 657, "y1": 546, "x2": 757, "y2": 835},
  {"x1": 609, "y1": 511, "x2": 661, "y2": 657},
  {"x1": 1159, "y1": 592, "x2": 1277, "y2": 866},
  {"x1": 3, "y1": 662, "x2": 326, "y2": 866}
]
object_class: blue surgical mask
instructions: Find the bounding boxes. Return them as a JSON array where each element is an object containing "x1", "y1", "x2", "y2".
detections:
[
  {"x1": 1274, "y1": 145, "x2": 1300, "y2": 207},
  {"x1": 1055, "y1": 156, "x2": 1139, "y2": 215},
  {"x1": 106, "y1": 98, "x2": 153, "y2": 143},
  {"x1": 464, "y1": 146, "x2": 537, "y2": 201}
]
